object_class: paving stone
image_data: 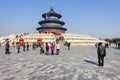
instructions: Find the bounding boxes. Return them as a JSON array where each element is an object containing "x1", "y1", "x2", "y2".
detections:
[{"x1": 0, "y1": 46, "x2": 120, "y2": 80}]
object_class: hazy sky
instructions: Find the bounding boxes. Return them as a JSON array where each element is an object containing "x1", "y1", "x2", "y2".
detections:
[{"x1": 0, "y1": 0, "x2": 120, "y2": 38}]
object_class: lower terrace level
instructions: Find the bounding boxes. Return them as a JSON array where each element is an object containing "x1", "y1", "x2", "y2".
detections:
[{"x1": 0, "y1": 33, "x2": 104, "y2": 46}]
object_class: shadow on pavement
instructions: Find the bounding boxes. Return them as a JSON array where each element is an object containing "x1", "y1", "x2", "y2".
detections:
[{"x1": 84, "y1": 60, "x2": 98, "y2": 66}]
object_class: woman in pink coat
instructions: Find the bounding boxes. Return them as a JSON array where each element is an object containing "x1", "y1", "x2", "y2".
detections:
[{"x1": 50, "y1": 43, "x2": 55, "y2": 55}]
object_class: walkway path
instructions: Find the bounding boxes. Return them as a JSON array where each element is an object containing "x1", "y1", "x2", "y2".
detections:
[{"x1": 0, "y1": 46, "x2": 120, "y2": 80}]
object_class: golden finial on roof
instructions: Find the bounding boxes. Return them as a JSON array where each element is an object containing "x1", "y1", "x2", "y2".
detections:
[{"x1": 50, "y1": 5, "x2": 54, "y2": 10}]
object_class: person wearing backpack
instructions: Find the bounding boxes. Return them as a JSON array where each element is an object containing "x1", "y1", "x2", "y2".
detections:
[{"x1": 97, "y1": 42, "x2": 106, "y2": 66}]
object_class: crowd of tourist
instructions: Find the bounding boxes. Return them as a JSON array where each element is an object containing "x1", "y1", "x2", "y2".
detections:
[
  {"x1": 38, "y1": 42, "x2": 61, "y2": 55},
  {"x1": 4, "y1": 41, "x2": 68, "y2": 56},
  {"x1": 4, "y1": 40, "x2": 109, "y2": 67}
]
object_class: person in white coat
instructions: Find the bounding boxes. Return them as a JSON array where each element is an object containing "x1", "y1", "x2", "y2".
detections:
[{"x1": 56, "y1": 42, "x2": 60, "y2": 55}]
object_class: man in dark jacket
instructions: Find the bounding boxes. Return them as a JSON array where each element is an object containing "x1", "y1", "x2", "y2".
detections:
[
  {"x1": 23, "y1": 44, "x2": 26, "y2": 52},
  {"x1": 5, "y1": 41, "x2": 10, "y2": 54},
  {"x1": 97, "y1": 42, "x2": 106, "y2": 66},
  {"x1": 27, "y1": 42, "x2": 29, "y2": 51},
  {"x1": 67, "y1": 43, "x2": 71, "y2": 50}
]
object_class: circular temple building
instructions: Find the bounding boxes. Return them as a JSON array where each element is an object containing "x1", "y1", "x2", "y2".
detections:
[
  {"x1": 36, "y1": 6, "x2": 67, "y2": 35},
  {"x1": 0, "y1": 6, "x2": 105, "y2": 46}
]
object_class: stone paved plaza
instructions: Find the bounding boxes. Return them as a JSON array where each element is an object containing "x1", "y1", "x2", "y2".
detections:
[{"x1": 0, "y1": 45, "x2": 120, "y2": 80}]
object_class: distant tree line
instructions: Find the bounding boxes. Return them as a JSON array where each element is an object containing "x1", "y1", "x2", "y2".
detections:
[
  {"x1": 104, "y1": 38, "x2": 120, "y2": 44},
  {"x1": 104, "y1": 38, "x2": 120, "y2": 48}
]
